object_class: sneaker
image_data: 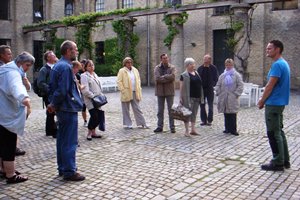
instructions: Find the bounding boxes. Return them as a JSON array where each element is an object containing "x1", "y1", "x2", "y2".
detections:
[
  {"x1": 15, "y1": 147, "x2": 26, "y2": 156},
  {"x1": 170, "y1": 129, "x2": 176, "y2": 133},
  {"x1": 207, "y1": 122, "x2": 212, "y2": 126},
  {"x1": 200, "y1": 122, "x2": 207, "y2": 126},
  {"x1": 6, "y1": 174, "x2": 28, "y2": 184},
  {"x1": 284, "y1": 161, "x2": 291, "y2": 169},
  {"x1": 63, "y1": 172, "x2": 85, "y2": 181},
  {"x1": 124, "y1": 125, "x2": 133, "y2": 129},
  {"x1": 83, "y1": 121, "x2": 88, "y2": 127},
  {"x1": 223, "y1": 130, "x2": 230, "y2": 134},
  {"x1": 153, "y1": 127, "x2": 163, "y2": 133},
  {"x1": 261, "y1": 162, "x2": 284, "y2": 171}
]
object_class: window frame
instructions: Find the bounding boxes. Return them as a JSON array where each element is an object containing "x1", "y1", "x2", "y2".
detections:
[
  {"x1": 33, "y1": 0, "x2": 44, "y2": 23},
  {"x1": 65, "y1": 0, "x2": 74, "y2": 16},
  {"x1": 122, "y1": 0, "x2": 133, "y2": 9},
  {"x1": 95, "y1": 0, "x2": 104, "y2": 12},
  {"x1": 0, "y1": 0, "x2": 10, "y2": 20}
]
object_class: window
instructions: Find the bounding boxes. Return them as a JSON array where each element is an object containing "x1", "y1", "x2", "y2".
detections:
[
  {"x1": 272, "y1": 0, "x2": 298, "y2": 10},
  {"x1": 95, "y1": 41, "x2": 105, "y2": 64},
  {"x1": 33, "y1": 0, "x2": 44, "y2": 23},
  {"x1": 65, "y1": 0, "x2": 74, "y2": 16},
  {"x1": 95, "y1": 0, "x2": 104, "y2": 12},
  {"x1": 165, "y1": 0, "x2": 182, "y2": 7},
  {"x1": 122, "y1": 0, "x2": 133, "y2": 8},
  {"x1": 213, "y1": 6, "x2": 230, "y2": 16},
  {"x1": 0, "y1": 0, "x2": 10, "y2": 20},
  {"x1": 0, "y1": 39, "x2": 11, "y2": 46},
  {"x1": 33, "y1": 41, "x2": 44, "y2": 72}
]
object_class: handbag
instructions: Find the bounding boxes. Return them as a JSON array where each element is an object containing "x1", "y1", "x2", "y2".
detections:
[
  {"x1": 170, "y1": 103, "x2": 192, "y2": 122},
  {"x1": 92, "y1": 95, "x2": 108, "y2": 108}
]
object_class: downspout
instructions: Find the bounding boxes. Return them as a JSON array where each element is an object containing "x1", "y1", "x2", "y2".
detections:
[{"x1": 146, "y1": 0, "x2": 150, "y2": 86}]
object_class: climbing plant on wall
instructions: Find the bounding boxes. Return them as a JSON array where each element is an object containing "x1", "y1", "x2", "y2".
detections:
[
  {"x1": 163, "y1": 11, "x2": 188, "y2": 49},
  {"x1": 111, "y1": 19, "x2": 139, "y2": 69}
]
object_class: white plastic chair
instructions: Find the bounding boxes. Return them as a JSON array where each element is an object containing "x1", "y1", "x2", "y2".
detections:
[{"x1": 240, "y1": 83, "x2": 252, "y2": 107}]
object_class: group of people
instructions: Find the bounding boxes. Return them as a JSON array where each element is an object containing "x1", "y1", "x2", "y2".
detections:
[{"x1": 0, "y1": 39, "x2": 291, "y2": 185}]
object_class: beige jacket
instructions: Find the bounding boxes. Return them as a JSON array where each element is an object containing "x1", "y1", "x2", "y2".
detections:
[
  {"x1": 80, "y1": 72, "x2": 103, "y2": 110},
  {"x1": 117, "y1": 66, "x2": 142, "y2": 102}
]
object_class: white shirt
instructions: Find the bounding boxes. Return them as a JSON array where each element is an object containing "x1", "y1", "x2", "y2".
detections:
[{"x1": 126, "y1": 67, "x2": 136, "y2": 92}]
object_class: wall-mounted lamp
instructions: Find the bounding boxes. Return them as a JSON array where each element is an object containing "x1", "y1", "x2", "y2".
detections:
[{"x1": 191, "y1": 42, "x2": 196, "y2": 47}]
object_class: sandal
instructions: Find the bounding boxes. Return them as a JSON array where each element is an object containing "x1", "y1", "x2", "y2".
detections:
[
  {"x1": 1, "y1": 170, "x2": 21, "y2": 179},
  {"x1": 6, "y1": 174, "x2": 28, "y2": 184}
]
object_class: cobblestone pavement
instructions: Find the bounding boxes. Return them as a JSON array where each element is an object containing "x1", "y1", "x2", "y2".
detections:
[{"x1": 1, "y1": 87, "x2": 300, "y2": 200}]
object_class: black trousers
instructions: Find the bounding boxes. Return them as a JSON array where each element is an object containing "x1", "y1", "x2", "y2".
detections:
[
  {"x1": 200, "y1": 87, "x2": 214, "y2": 123},
  {"x1": 0, "y1": 125, "x2": 17, "y2": 161},
  {"x1": 88, "y1": 108, "x2": 101, "y2": 130},
  {"x1": 43, "y1": 97, "x2": 57, "y2": 136},
  {"x1": 224, "y1": 113, "x2": 237, "y2": 134}
]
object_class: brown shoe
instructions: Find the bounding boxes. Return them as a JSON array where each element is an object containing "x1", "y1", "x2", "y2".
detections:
[
  {"x1": 190, "y1": 132, "x2": 199, "y2": 136},
  {"x1": 63, "y1": 172, "x2": 85, "y2": 181}
]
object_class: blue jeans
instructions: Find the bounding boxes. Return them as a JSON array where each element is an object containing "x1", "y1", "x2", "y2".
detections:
[{"x1": 56, "y1": 111, "x2": 78, "y2": 178}]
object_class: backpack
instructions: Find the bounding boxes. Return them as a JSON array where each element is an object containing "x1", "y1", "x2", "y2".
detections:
[
  {"x1": 32, "y1": 65, "x2": 50, "y2": 97},
  {"x1": 33, "y1": 77, "x2": 43, "y2": 97}
]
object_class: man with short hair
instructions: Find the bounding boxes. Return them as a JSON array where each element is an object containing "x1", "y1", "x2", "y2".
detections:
[
  {"x1": 37, "y1": 51, "x2": 58, "y2": 138},
  {"x1": 47, "y1": 40, "x2": 85, "y2": 181},
  {"x1": 258, "y1": 40, "x2": 290, "y2": 171},
  {"x1": 0, "y1": 45, "x2": 12, "y2": 66},
  {"x1": 0, "y1": 45, "x2": 26, "y2": 156},
  {"x1": 197, "y1": 54, "x2": 218, "y2": 126},
  {"x1": 153, "y1": 54, "x2": 176, "y2": 133}
]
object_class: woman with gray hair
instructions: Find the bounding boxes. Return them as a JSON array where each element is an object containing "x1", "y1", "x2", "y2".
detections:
[
  {"x1": 180, "y1": 57, "x2": 204, "y2": 137},
  {"x1": 15, "y1": 51, "x2": 35, "y2": 91},
  {"x1": 0, "y1": 51, "x2": 34, "y2": 184},
  {"x1": 215, "y1": 58, "x2": 243, "y2": 136}
]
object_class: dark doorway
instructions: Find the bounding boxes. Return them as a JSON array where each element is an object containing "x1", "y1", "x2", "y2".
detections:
[
  {"x1": 213, "y1": 29, "x2": 234, "y2": 75},
  {"x1": 95, "y1": 41, "x2": 105, "y2": 64},
  {"x1": 33, "y1": 40, "x2": 44, "y2": 72}
]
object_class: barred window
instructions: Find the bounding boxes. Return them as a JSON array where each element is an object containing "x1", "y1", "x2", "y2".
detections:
[
  {"x1": 165, "y1": 0, "x2": 182, "y2": 7},
  {"x1": 272, "y1": 0, "x2": 298, "y2": 10},
  {"x1": 33, "y1": 0, "x2": 43, "y2": 23},
  {"x1": 0, "y1": 0, "x2": 9, "y2": 20},
  {"x1": 95, "y1": 0, "x2": 104, "y2": 12},
  {"x1": 65, "y1": 0, "x2": 74, "y2": 16},
  {"x1": 122, "y1": 0, "x2": 133, "y2": 8},
  {"x1": 213, "y1": 6, "x2": 230, "y2": 16}
]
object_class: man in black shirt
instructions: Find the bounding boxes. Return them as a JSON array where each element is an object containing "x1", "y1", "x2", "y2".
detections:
[
  {"x1": 37, "y1": 51, "x2": 58, "y2": 138},
  {"x1": 197, "y1": 54, "x2": 218, "y2": 126}
]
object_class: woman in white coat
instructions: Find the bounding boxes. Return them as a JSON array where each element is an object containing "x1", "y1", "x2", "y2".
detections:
[
  {"x1": 215, "y1": 58, "x2": 244, "y2": 136},
  {"x1": 80, "y1": 60, "x2": 104, "y2": 140}
]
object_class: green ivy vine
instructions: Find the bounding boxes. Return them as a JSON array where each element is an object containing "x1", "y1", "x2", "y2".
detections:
[
  {"x1": 75, "y1": 22, "x2": 95, "y2": 59},
  {"x1": 111, "y1": 20, "x2": 139, "y2": 71},
  {"x1": 226, "y1": 19, "x2": 244, "y2": 51},
  {"x1": 163, "y1": 12, "x2": 188, "y2": 49}
]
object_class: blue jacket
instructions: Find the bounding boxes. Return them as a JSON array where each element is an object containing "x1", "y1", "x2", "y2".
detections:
[
  {"x1": 0, "y1": 61, "x2": 28, "y2": 136},
  {"x1": 48, "y1": 57, "x2": 83, "y2": 112}
]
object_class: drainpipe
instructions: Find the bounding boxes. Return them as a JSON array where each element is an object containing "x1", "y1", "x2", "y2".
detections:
[{"x1": 146, "y1": 0, "x2": 150, "y2": 86}]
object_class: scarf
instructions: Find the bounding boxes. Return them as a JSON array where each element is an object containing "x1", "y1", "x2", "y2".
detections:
[{"x1": 224, "y1": 68, "x2": 235, "y2": 88}]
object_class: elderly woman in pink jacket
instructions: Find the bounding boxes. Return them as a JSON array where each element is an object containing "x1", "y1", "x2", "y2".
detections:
[{"x1": 117, "y1": 57, "x2": 149, "y2": 129}]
